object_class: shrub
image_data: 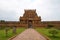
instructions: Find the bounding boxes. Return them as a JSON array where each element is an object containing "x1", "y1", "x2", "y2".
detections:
[
  {"x1": 47, "y1": 25, "x2": 54, "y2": 28},
  {"x1": 49, "y1": 29, "x2": 58, "y2": 37}
]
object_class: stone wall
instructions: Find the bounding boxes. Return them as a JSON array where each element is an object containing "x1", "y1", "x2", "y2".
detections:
[{"x1": 0, "y1": 21, "x2": 60, "y2": 28}]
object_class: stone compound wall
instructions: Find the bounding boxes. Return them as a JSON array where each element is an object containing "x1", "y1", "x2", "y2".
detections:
[{"x1": 0, "y1": 21, "x2": 60, "y2": 28}]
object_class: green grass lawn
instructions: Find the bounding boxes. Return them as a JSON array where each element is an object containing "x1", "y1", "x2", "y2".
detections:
[
  {"x1": 35, "y1": 28, "x2": 60, "y2": 40},
  {"x1": 0, "y1": 27, "x2": 26, "y2": 40}
]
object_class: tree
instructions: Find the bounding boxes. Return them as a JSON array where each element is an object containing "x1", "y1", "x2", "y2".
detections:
[
  {"x1": 0, "y1": 20, "x2": 6, "y2": 29},
  {"x1": 0, "y1": 20, "x2": 5, "y2": 22}
]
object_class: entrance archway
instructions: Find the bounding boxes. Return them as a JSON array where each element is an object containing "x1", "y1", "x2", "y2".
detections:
[{"x1": 28, "y1": 20, "x2": 32, "y2": 28}]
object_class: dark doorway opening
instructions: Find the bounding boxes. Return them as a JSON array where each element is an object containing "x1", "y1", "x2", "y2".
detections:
[{"x1": 28, "y1": 20, "x2": 32, "y2": 28}]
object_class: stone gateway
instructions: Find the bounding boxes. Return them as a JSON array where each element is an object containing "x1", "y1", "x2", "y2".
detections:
[
  {"x1": 20, "y1": 10, "x2": 41, "y2": 28},
  {"x1": 0, "y1": 9, "x2": 60, "y2": 28}
]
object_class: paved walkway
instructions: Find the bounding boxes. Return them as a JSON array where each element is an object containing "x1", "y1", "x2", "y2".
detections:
[{"x1": 11, "y1": 28, "x2": 48, "y2": 40}]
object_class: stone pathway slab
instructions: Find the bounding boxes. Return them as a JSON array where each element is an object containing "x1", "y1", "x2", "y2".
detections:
[{"x1": 11, "y1": 28, "x2": 48, "y2": 40}]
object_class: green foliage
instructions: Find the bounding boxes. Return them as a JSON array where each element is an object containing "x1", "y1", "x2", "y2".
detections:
[
  {"x1": 35, "y1": 28, "x2": 60, "y2": 40},
  {"x1": 47, "y1": 25, "x2": 54, "y2": 28},
  {"x1": 49, "y1": 29, "x2": 59, "y2": 37},
  {"x1": 0, "y1": 27, "x2": 25, "y2": 40},
  {"x1": 0, "y1": 20, "x2": 5, "y2": 22}
]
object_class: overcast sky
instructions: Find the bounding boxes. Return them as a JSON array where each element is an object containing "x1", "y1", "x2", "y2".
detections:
[{"x1": 0, "y1": 0, "x2": 60, "y2": 21}]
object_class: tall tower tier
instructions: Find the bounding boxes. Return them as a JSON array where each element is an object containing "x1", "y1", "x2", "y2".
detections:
[{"x1": 20, "y1": 9, "x2": 41, "y2": 24}]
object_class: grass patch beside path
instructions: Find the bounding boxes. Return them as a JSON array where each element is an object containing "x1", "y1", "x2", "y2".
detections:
[
  {"x1": 0, "y1": 27, "x2": 26, "y2": 40},
  {"x1": 35, "y1": 28, "x2": 60, "y2": 40}
]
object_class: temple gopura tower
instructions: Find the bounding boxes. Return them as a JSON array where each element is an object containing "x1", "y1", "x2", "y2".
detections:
[
  {"x1": 20, "y1": 10, "x2": 41, "y2": 28},
  {"x1": 0, "y1": 9, "x2": 60, "y2": 28}
]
